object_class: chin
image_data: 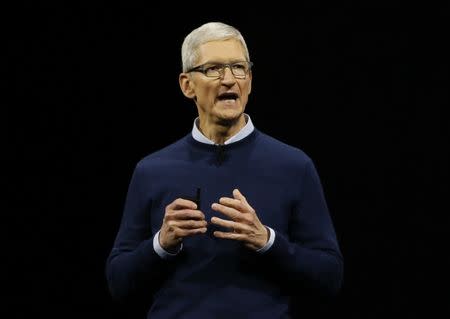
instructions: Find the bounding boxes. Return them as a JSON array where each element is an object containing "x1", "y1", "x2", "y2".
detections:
[{"x1": 216, "y1": 111, "x2": 243, "y2": 126}]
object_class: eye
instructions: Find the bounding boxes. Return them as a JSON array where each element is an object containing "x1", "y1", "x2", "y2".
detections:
[
  {"x1": 204, "y1": 64, "x2": 222, "y2": 72},
  {"x1": 232, "y1": 63, "x2": 246, "y2": 70},
  {"x1": 202, "y1": 64, "x2": 223, "y2": 77}
]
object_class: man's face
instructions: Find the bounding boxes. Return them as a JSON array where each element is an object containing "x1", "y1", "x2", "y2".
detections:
[{"x1": 180, "y1": 39, "x2": 252, "y2": 124}]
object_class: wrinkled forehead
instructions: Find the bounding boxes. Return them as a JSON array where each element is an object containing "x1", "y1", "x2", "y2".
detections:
[{"x1": 195, "y1": 39, "x2": 247, "y2": 65}]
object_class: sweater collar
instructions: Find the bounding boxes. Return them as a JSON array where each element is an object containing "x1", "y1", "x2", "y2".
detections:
[{"x1": 191, "y1": 114, "x2": 255, "y2": 145}]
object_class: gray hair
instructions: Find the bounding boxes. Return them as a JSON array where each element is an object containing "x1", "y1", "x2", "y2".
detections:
[{"x1": 181, "y1": 22, "x2": 250, "y2": 72}]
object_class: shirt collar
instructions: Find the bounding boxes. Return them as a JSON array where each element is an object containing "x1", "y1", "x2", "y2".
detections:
[{"x1": 192, "y1": 114, "x2": 255, "y2": 145}]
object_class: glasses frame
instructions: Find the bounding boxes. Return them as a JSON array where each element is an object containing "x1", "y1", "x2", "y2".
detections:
[{"x1": 186, "y1": 61, "x2": 253, "y2": 79}]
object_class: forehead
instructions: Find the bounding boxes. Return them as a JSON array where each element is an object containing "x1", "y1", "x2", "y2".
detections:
[{"x1": 196, "y1": 39, "x2": 246, "y2": 64}]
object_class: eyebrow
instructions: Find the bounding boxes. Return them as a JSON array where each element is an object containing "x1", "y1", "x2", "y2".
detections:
[{"x1": 201, "y1": 60, "x2": 246, "y2": 65}]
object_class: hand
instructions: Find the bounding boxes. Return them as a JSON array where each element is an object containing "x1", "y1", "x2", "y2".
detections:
[
  {"x1": 159, "y1": 198, "x2": 207, "y2": 251},
  {"x1": 211, "y1": 189, "x2": 269, "y2": 250}
]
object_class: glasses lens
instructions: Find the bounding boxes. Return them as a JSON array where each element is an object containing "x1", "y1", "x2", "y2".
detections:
[
  {"x1": 231, "y1": 62, "x2": 248, "y2": 78},
  {"x1": 202, "y1": 62, "x2": 251, "y2": 78},
  {"x1": 205, "y1": 65, "x2": 222, "y2": 77}
]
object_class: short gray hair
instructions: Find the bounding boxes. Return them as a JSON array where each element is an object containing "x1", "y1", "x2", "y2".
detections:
[{"x1": 181, "y1": 22, "x2": 250, "y2": 72}]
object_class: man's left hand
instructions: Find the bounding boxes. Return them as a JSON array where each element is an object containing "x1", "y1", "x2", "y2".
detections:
[{"x1": 211, "y1": 188, "x2": 269, "y2": 250}]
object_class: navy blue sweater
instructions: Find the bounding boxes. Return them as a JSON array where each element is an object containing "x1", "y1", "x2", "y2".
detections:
[{"x1": 106, "y1": 129, "x2": 343, "y2": 319}]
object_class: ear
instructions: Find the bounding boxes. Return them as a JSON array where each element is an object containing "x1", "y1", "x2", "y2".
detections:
[
  {"x1": 179, "y1": 73, "x2": 196, "y2": 99},
  {"x1": 247, "y1": 71, "x2": 252, "y2": 95}
]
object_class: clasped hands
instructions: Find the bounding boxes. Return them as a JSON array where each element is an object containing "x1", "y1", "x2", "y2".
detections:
[{"x1": 159, "y1": 189, "x2": 269, "y2": 252}]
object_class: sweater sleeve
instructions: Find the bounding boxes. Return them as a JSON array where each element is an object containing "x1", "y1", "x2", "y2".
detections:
[
  {"x1": 105, "y1": 163, "x2": 177, "y2": 300},
  {"x1": 262, "y1": 158, "x2": 343, "y2": 296}
]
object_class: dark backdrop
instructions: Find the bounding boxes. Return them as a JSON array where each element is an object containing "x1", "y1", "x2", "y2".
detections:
[{"x1": 7, "y1": 4, "x2": 448, "y2": 319}]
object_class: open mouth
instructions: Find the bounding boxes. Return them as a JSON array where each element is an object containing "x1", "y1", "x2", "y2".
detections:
[{"x1": 217, "y1": 92, "x2": 239, "y2": 101}]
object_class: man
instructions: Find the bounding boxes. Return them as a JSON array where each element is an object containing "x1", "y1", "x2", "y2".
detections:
[{"x1": 106, "y1": 21, "x2": 343, "y2": 319}]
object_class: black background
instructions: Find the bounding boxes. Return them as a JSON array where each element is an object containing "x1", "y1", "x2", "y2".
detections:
[{"x1": 7, "y1": 4, "x2": 449, "y2": 318}]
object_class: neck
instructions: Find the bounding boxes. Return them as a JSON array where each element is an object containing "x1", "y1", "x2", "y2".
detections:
[{"x1": 198, "y1": 115, "x2": 246, "y2": 145}]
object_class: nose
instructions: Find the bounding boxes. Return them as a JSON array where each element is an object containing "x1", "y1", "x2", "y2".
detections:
[{"x1": 220, "y1": 65, "x2": 237, "y2": 84}]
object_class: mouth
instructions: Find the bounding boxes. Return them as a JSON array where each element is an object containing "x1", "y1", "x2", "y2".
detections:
[{"x1": 217, "y1": 92, "x2": 239, "y2": 101}]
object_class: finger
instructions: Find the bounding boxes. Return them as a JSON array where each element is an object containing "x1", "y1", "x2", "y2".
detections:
[
  {"x1": 211, "y1": 203, "x2": 240, "y2": 220},
  {"x1": 175, "y1": 227, "x2": 207, "y2": 238},
  {"x1": 167, "y1": 198, "x2": 198, "y2": 210},
  {"x1": 233, "y1": 189, "x2": 248, "y2": 205},
  {"x1": 218, "y1": 197, "x2": 245, "y2": 212},
  {"x1": 171, "y1": 219, "x2": 208, "y2": 229},
  {"x1": 233, "y1": 189, "x2": 256, "y2": 215},
  {"x1": 210, "y1": 217, "x2": 250, "y2": 232},
  {"x1": 170, "y1": 209, "x2": 205, "y2": 220},
  {"x1": 213, "y1": 230, "x2": 246, "y2": 241}
]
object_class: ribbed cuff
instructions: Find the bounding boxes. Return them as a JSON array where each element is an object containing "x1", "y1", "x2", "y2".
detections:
[
  {"x1": 256, "y1": 226, "x2": 275, "y2": 254},
  {"x1": 153, "y1": 230, "x2": 183, "y2": 259}
]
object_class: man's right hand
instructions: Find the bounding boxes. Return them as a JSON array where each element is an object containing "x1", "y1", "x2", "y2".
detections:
[{"x1": 159, "y1": 198, "x2": 207, "y2": 251}]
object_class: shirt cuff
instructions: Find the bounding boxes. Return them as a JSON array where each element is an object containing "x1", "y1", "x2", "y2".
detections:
[
  {"x1": 153, "y1": 230, "x2": 183, "y2": 259},
  {"x1": 256, "y1": 226, "x2": 275, "y2": 254}
]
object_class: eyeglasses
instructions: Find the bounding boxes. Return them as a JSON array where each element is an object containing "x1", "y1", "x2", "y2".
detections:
[{"x1": 186, "y1": 61, "x2": 253, "y2": 79}]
